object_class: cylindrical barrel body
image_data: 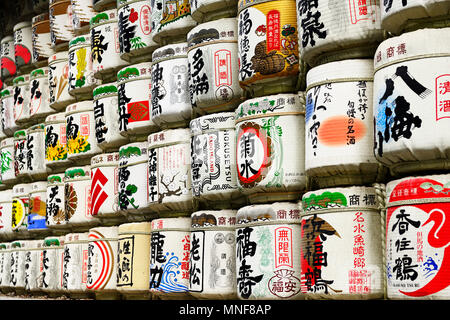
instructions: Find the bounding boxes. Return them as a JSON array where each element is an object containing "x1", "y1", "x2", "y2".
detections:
[
  {"x1": 49, "y1": 0, "x2": 76, "y2": 51},
  {"x1": 48, "y1": 51, "x2": 76, "y2": 111},
  {"x1": 13, "y1": 21, "x2": 34, "y2": 72},
  {"x1": 151, "y1": 42, "x2": 192, "y2": 129},
  {"x1": 29, "y1": 68, "x2": 55, "y2": 123},
  {"x1": 71, "y1": 0, "x2": 96, "y2": 35},
  {"x1": 28, "y1": 181, "x2": 48, "y2": 233},
  {"x1": 147, "y1": 129, "x2": 193, "y2": 216},
  {"x1": 235, "y1": 93, "x2": 306, "y2": 203},
  {"x1": 11, "y1": 184, "x2": 32, "y2": 235},
  {"x1": 0, "y1": 190, "x2": 14, "y2": 239},
  {"x1": 0, "y1": 138, "x2": 16, "y2": 185},
  {"x1": 40, "y1": 236, "x2": 66, "y2": 297},
  {"x1": 44, "y1": 112, "x2": 70, "y2": 170},
  {"x1": 301, "y1": 186, "x2": 385, "y2": 299},
  {"x1": 117, "y1": 221, "x2": 152, "y2": 299},
  {"x1": 12, "y1": 74, "x2": 31, "y2": 126},
  {"x1": 26, "y1": 124, "x2": 49, "y2": 180},
  {"x1": 46, "y1": 173, "x2": 68, "y2": 229},
  {"x1": 385, "y1": 173, "x2": 450, "y2": 299},
  {"x1": 1, "y1": 36, "x2": 17, "y2": 80},
  {"x1": 150, "y1": 217, "x2": 192, "y2": 299},
  {"x1": 189, "y1": 209, "x2": 237, "y2": 299},
  {"x1": 31, "y1": 13, "x2": 53, "y2": 66},
  {"x1": 373, "y1": 28, "x2": 450, "y2": 176},
  {"x1": 235, "y1": 202, "x2": 303, "y2": 300},
  {"x1": 187, "y1": 18, "x2": 243, "y2": 115}
]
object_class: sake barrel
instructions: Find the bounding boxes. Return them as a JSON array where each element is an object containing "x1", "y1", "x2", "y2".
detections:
[
  {"x1": 62, "y1": 232, "x2": 92, "y2": 298},
  {"x1": 0, "y1": 190, "x2": 14, "y2": 240},
  {"x1": 117, "y1": 0, "x2": 158, "y2": 63},
  {"x1": 11, "y1": 184, "x2": 32, "y2": 235},
  {"x1": 1, "y1": 36, "x2": 17, "y2": 80},
  {"x1": 0, "y1": 138, "x2": 16, "y2": 185},
  {"x1": 93, "y1": 83, "x2": 128, "y2": 151},
  {"x1": 24, "y1": 239, "x2": 43, "y2": 294},
  {"x1": 90, "y1": 152, "x2": 125, "y2": 224},
  {"x1": 385, "y1": 173, "x2": 450, "y2": 299},
  {"x1": 46, "y1": 173, "x2": 68, "y2": 229},
  {"x1": 235, "y1": 202, "x2": 303, "y2": 300},
  {"x1": 1, "y1": 87, "x2": 19, "y2": 136},
  {"x1": 12, "y1": 74, "x2": 31, "y2": 126},
  {"x1": 48, "y1": 51, "x2": 75, "y2": 111},
  {"x1": 44, "y1": 112, "x2": 70, "y2": 170},
  {"x1": 86, "y1": 226, "x2": 120, "y2": 299},
  {"x1": 13, "y1": 21, "x2": 34, "y2": 72},
  {"x1": 149, "y1": 217, "x2": 192, "y2": 299},
  {"x1": 189, "y1": 112, "x2": 242, "y2": 205},
  {"x1": 31, "y1": 13, "x2": 53, "y2": 67},
  {"x1": 117, "y1": 221, "x2": 152, "y2": 300},
  {"x1": 10, "y1": 240, "x2": 27, "y2": 294},
  {"x1": 27, "y1": 181, "x2": 49, "y2": 234},
  {"x1": 305, "y1": 59, "x2": 385, "y2": 188},
  {"x1": 65, "y1": 100, "x2": 102, "y2": 163},
  {"x1": 147, "y1": 129, "x2": 193, "y2": 216},
  {"x1": 93, "y1": 0, "x2": 116, "y2": 12},
  {"x1": 187, "y1": 18, "x2": 243, "y2": 115},
  {"x1": 190, "y1": 0, "x2": 238, "y2": 22},
  {"x1": 40, "y1": 236, "x2": 65, "y2": 297},
  {"x1": 152, "y1": 0, "x2": 197, "y2": 45},
  {"x1": 189, "y1": 209, "x2": 237, "y2": 299},
  {"x1": 117, "y1": 62, "x2": 157, "y2": 137},
  {"x1": 29, "y1": 68, "x2": 54, "y2": 123},
  {"x1": 49, "y1": 0, "x2": 76, "y2": 51},
  {"x1": 373, "y1": 28, "x2": 450, "y2": 177},
  {"x1": 300, "y1": 186, "x2": 385, "y2": 299},
  {"x1": 237, "y1": 0, "x2": 301, "y2": 97},
  {"x1": 64, "y1": 166, "x2": 99, "y2": 230},
  {"x1": 150, "y1": 0, "x2": 163, "y2": 45},
  {"x1": 68, "y1": 35, "x2": 100, "y2": 99},
  {"x1": 297, "y1": 0, "x2": 384, "y2": 67},
  {"x1": 235, "y1": 93, "x2": 306, "y2": 203},
  {"x1": 90, "y1": 9, "x2": 128, "y2": 82},
  {"x1": 71, "y1": 0, "x2": 96, "y2": 35},
  {"x1": 13, "y1": 130, "x2": 29, "y2": 179},
  {"x1": 117, "y1": 142, "x2": 149, "y2": 218},
  {"x1": 151, "y1": 42, "x2": 192, "y2": 129},
  {"x1": 0, "y1": 243, "x2": 12, "y2": 293},
  {"x1": 26, "y1": 124, "x2": 49, "y2": 180},
  {"x1": 381, "y1": 0, "x2": 450, "y2": 35}
]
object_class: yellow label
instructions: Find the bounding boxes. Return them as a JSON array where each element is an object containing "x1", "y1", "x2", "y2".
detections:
[{"x1": 11, "y1": 199, "x2": 26, "y2": 230}]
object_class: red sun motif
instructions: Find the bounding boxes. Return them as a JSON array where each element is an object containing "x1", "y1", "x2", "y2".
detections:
[
  {"x1": 387, "y1": 178, "x2": 450, "y2": 297},
  {"x1": 129, "y1": 8, "x2": 138, "y2": 23}
]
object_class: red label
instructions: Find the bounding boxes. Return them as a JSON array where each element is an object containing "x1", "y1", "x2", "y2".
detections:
[
  {"x1": 140, "y1": 5, "x2": 151, "y2": 35},
  {"x1": 127, "y1": 101, "x2": 150, "y2": 122},
  {"x1": 215, "y1": 50, "x2": 232, "y2": 87},
  {"x1": 266, "y1": 10, "x2": 280, "y2": 51},
  {"x1": 435, "y1": 74, "x2": 450, "y2": 121}
]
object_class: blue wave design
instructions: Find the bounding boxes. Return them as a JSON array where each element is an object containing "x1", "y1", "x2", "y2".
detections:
[{"x1": 157, "y1": 254, "x2": 188, "y2": 293}]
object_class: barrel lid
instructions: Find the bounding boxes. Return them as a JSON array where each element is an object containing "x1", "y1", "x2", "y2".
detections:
[
  {"x1": 374, "y1": 27, "x2": 450, "y2": 72},
  {"x1": 306, "y1": 59, "x2": 374, "y2": 90},
  {"x1": 236, "y1": 202, "x2": 301, "y2": 225},
  {"x1": 43, "y1": 236, "x2": 64, "y2": 247},
  {"x1": 13, "y1": 21, "x2": 32, "y2": 31},
  {"x1": 191, "y1": 209, "x2": 237, "y2": 229},
  {"x1": 147, "y1": 128, "x2": 191, "y2": 149},
  {"x1": 64, "y1": 166, "x2": 91, "y2": 181},
  {"x1": 93, "y1": 83, "x2": 118, "y2": 99},
  {"x1": 119, "y1": 142, "x2": 148, "y2": 160},
  {"x1": 12, "y1": 74, "x2": 30, "y2": 85},
  {"x1": 27, "y1": 123, "x2": 45, "y2": 133},
  {"x1": 45, "y1": 111, "x2": 66, "y2": 123},
  {"x1": 48, "y1": 51, "x2": 69, "y2": 64},
  {"x1": 65, "y1": 232, "x2": 90, "y2": 244},
  {"x1": 152, "y1": 42, "x2": 188, "y2": 64},
  {"x1": 65, "y1": 100, "x2": 94, "y2": 114},
  {"x1": 32, "y1": 12, "x2": 50, "y2": 24},
  {"x1": 118, "y1": 221, "x2": 151, "y2": 235},
  {"x1": 0, "y1": 189, "x2": 13, "y2": 202},
  {"x1": 187, "y1": 17, "x2": 237, "y2": 49},
  {"x1": 13, "y1": 183, "x2": 32, "y2": 195},
  {"x1": 0, "y1": 87, "x2": 12, "y2": 97},
  {"x1": 47, "y1": 173, "x2": 64, "y2": 184},
  {"x1": 69, "y1": 35, "x2": 91, "y2": 49},
  {"x1": 30, "y1": 67, "x2": 48, "y2": 79},
  {"x1": 386, "y1": 174, "x2": 450, "y2": 207},
  {"x1": 13, "y1": 129, "x2": 26, "y2": 139},
  {"x1": 302, "y1": 186, "x2": 381, "y2": 215},
  {"x1": 151, "y1": 217, "x2": 191, "y2": 231},
  {"x1": 117, "y1": 62, "x2": 152, "y2": 83},
  {"x1": 89, "y1": 226, "x2": 119, "y2": 239},
  {"x1": 1, "y1": 36, "x2": 14, "y2": 43},
  {"x1": 30, "y1": 181, "x2": 48, "y2": 191},
  {"x1": 91, "y1": 152, "x2": 120, "y2": 167},
  {"x1": 90, "y1": 9, "x2": 117, "y2": 27},
  {"x1": 235, "y1": 93, "x2": 305, "y2": 123},
  {"x1": 190, "y1": 112, "x2": 235, "y2": 135}
]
